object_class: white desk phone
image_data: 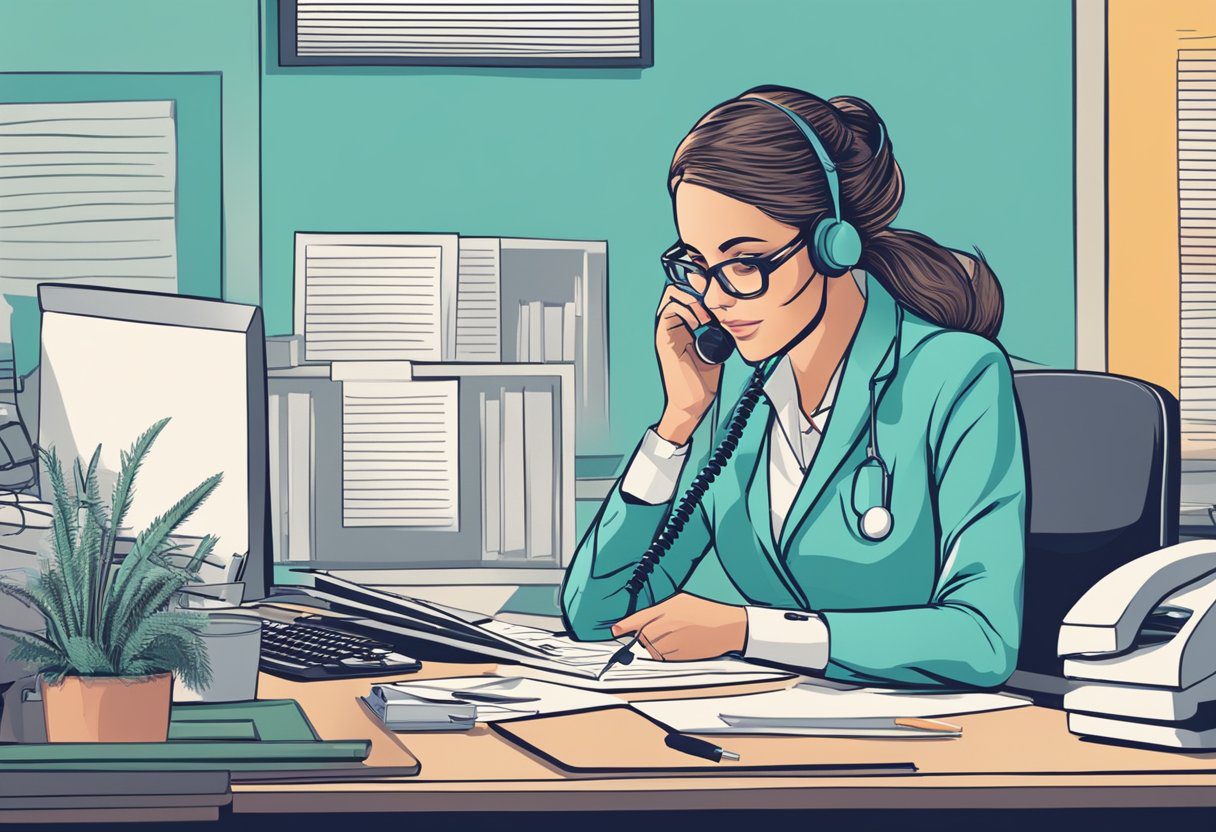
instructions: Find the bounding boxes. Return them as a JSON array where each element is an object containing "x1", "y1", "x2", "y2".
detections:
[{"x1": 1058, "y1": 539, "x2": 1216, "y2": 746}]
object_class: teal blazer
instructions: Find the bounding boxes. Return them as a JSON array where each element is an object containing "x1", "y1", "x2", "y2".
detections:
[{"x1": 561, "y1": 274, "x2": 1027, "y2": 690}]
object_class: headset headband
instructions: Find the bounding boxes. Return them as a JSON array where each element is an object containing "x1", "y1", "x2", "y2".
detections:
[{"x1": 744, "y1": 96, "x2": 884, "y2": 224}]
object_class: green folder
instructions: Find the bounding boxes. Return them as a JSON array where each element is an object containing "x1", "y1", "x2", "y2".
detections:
[{"x1": 0, "y1": 699, "x2": 372, "y2": 775}]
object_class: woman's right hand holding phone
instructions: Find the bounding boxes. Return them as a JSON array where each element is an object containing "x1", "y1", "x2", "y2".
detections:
[{"x1": 654, "y1": 285, "x2": 723, "y2": 446}]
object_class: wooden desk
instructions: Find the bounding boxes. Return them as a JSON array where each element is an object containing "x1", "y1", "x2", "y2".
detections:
[{"x1": 231, "y1": 662, "x2": 1216, "y2": 814}]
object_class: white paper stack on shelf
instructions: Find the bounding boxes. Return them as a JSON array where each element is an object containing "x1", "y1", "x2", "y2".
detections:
[
  {"x1": 636, "y1": 679, "x2": 1030, "y2": 738},
  {"x1": 480, "y1": 386, "x2": 556, "y2": 561},
  {"x1": 294, "y1": 232, "x2": 460, "y2": 363},
  {"x1": 298, "y1": 573, "x2": 793, "y2": 692},
  {"x1": 516, "y1": 300, "x2": 577, "y2": 363},
  {"x1": 336, "y1": 371, "x2": 460, "y2": 531}
]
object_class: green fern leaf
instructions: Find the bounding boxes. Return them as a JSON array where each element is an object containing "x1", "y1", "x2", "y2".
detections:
[
  {"x1": 118, "y1": 610, "x2": 210, "y2": 689},
  {"x1": 29, "y1": 569, "x2": 75, "y2": 649},
  {"x1": 103, "y1": 473, "x2": 221, "y2": 636},
  {"x1": 39, "y1": 447, "x2": 83, "y2": 633},
  {"x1": 0, "y1": 621, "x2": 61, "y2": 656},
  {"x1": 109, "y1": 418, "x2": 168, "y2": 538},
  {"x1": 61, "y1": 635, "x2": 114, "y2": 676},
  {"x1": 0, "y1": 578, "x2": 44, "y2": 615},
  {"x1": 105, "y1": 567, "x2": 185, "y2": 666},
  {"x1": 7, "y1": 635, "x2": 67, "y2": 670}
]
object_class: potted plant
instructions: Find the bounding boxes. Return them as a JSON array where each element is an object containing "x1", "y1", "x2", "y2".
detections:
[{"x1": 0, "y1": 418, "x2": 222, "y2": 742}]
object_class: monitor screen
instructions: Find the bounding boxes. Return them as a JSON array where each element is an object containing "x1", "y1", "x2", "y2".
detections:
[{"x1": 36, "y1": 285, "x2": 269, "y2": 600}]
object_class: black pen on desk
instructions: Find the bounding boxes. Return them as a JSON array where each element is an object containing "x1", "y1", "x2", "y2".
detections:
[
  {"x1": 597, "y1": 632, "x2": 641, "y2": 679},
  {"x1": 665, "y1": 732, "x2": 741, "y2": 763}
]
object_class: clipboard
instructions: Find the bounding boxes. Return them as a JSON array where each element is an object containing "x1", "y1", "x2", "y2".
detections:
[{"x1": 490, "y1": 706, "x2": 917, "y2": 777}]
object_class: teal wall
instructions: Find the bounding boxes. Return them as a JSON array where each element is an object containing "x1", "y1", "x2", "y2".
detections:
[
  {"x1": 260, "y1": 0, "x2": 1075, "y2": 455},
  {"x1": 0, "y1": 0, "x2": 1075, "y2": 459},
  {"x1": 0, "y1": 0, "x2": 262, "y2": 307}
]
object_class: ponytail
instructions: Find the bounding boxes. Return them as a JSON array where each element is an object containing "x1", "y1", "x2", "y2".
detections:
[{"x1": 862, "y1": 229, "x2": 1003, "y2": 339}]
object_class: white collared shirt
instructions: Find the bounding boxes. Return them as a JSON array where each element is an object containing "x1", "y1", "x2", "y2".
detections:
[{"x1": 617, "y1": 271, "x2": 868, "y2": 672}]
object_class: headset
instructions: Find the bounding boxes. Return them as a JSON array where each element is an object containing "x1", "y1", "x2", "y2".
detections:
[{"x1": 626, "y1": 96, "x2": 893, "y2": 616}]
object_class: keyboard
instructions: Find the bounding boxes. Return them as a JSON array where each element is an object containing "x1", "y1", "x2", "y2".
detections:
[{"x1": 259, "y1": 618, "x2": 421, "y2": 681}]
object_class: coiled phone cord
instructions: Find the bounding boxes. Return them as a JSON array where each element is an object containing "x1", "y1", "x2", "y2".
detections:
[{"x1": 623, "y1": 362, "x2": 769, "y2": 613}]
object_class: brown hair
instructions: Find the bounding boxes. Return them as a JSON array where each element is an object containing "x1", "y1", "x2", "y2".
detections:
[{"x1": 668, "y1": 85, "x2": 1003, "y2": 339}]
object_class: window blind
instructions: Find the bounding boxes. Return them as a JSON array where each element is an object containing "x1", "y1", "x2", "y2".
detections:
[
  {"x1": 1179, "y1": 49, "x2": 1216, "y2": 457},
  {"x1": 281, "y1": 0, "x2": 652, "y2": 67},
  {"x1": 0, "y1": 100, "x2": 177, "y2": 297}
]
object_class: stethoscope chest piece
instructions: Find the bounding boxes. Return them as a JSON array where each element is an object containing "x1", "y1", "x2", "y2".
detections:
[
  {"x1": 852, "y1": 453, "x2": 893, "y2": 542},
  {"x1": 859, "y1": 505, "x2": 893, "y2": 541}
]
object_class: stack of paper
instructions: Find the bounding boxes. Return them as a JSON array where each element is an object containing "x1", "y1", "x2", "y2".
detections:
[
  {"x1": 363, "y1": 684, "x2": 477, "y2": 731},
  {"x1": 365, "y1": 676, "x2": 622, "y2": 726},
  {"x1": 635, "y1": 680, "x2": 1031, "y2": 738}
]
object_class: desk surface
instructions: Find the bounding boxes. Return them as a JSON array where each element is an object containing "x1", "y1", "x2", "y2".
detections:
[{"x1": 232, "y1": 661, "x2": 1216, "y2": 814}]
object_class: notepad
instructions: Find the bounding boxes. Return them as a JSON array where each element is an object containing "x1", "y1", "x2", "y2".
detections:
[{"x1": 340, "y1": 377, "x2": 460, "y2": 530}]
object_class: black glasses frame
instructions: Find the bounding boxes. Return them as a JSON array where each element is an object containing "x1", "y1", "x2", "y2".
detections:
[{"x1": 660, "y1": 233, "x2": 808, "y2": 299}]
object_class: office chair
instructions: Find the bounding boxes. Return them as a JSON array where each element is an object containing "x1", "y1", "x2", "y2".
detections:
[{"x1": 1008, "y1": 370, "x2": 1180, "y2": 702}]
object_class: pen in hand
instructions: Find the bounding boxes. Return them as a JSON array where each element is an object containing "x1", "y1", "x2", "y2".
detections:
[{"x1": 597, "y1": 632, "x2": 641, "y2": 679}]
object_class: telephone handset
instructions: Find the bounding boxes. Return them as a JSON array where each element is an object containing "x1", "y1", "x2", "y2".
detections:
[
  {"x1": 1058, "y1": 539, "x2": 1216, "y2": 689},
  {"x1": 692, "y1": 324, "x2": 736, "y2": 366}
]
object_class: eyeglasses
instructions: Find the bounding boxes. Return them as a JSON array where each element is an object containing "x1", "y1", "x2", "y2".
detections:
[{"x1": 660, "y1": 233, "x2": 808, "y2": 300}]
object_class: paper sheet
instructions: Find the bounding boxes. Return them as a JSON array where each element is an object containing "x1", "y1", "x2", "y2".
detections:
[
  {"x1": 376, "y1": 676, "x2": 624, "y2": 723},
  {"x1": 303, "y1": 243, "x2": 443, "y2": 362},
  {"x1": 341, "y1": 378, "x2": 459, "y2": 529},
  {"x1": 635, "y1": 679, "x2": 1031, "y2": 736},
  {"x1": 301, "y1": 575, "x2": 794, "y2": 692},
  {"x1": 455, "y1": 238, "x2": 501, "y2": 361},
  {"x1": 0, "y1": 100, "x2": 178, "y2": 327}
]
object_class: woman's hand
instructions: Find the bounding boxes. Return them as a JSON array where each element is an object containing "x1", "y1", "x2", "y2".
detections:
[
  {"x1": 654, "y1": 286, "x2": 723, "y2": 446},
  {"x1": 611, "y1": 593, "x2": 747, "y2": 661}
]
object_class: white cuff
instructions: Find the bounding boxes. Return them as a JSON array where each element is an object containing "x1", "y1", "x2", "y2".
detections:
[
  {"x1": 619, "y1": 428, "x2": 691, "y2": 505},
  {"x1": 744, "y1": 607, "x2": 829, "y2": 671}
]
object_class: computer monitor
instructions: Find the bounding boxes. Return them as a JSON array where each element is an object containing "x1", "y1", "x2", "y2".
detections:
[{"x1": 36, "y1": 284, "x2": 271, "y2": 600}]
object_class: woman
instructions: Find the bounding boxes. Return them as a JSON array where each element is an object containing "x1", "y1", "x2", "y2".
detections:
[{"x1": 560, "y1": 86, "x2": 1027, "y2": 690}]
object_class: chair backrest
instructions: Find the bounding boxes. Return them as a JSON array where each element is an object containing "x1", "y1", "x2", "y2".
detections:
[{"x1": 1012, "y1": 371, "x2": 1180, "y2": 687}]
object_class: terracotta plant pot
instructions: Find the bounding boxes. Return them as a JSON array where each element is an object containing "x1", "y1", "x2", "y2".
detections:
[{"x1": 42, "y1": 673, "x2": 173, "y2": 743}]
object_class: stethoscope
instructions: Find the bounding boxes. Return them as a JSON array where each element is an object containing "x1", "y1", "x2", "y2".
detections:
[
  {"x1": 854, "y1": 374, "x2": 894, "y2": 541},
  {"x1": 850, "y1": 310, "x2": 901, "y2": 542}
]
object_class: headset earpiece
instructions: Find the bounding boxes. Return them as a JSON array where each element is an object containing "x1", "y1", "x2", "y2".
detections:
[
  {"x1": 746, "y1": 95, "x2": 864, "y2": 278},
  {"x1": 811, "y1": 217, "x2": 862, "y2": 278}
]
